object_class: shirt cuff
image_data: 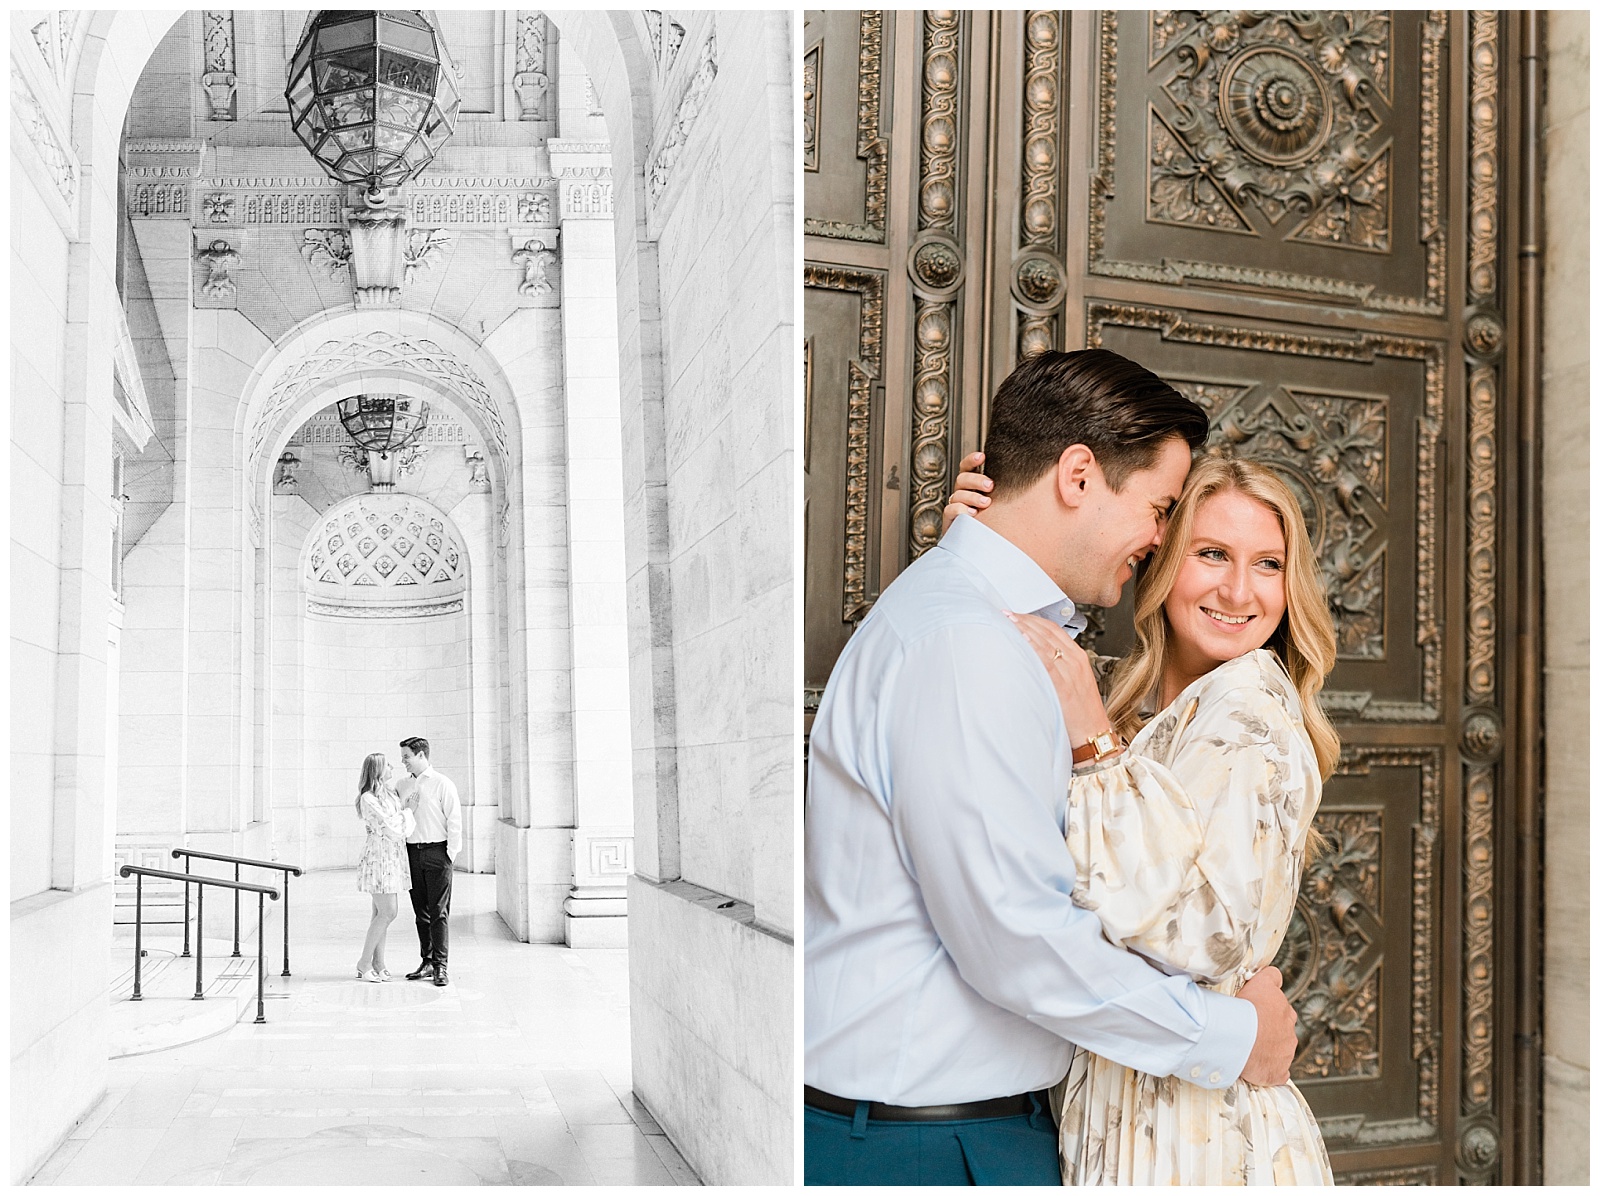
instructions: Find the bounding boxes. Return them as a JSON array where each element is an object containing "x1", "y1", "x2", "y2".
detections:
[{"x1": 1171, "y1": 989, "x2": 1257, "y2": 1089}]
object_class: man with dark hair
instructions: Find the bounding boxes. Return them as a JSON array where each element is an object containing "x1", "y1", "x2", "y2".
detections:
[
  {"x1": 804, "y1": 349, "x2": 1300, "y2": 1184},
  {"x1": 398, "y1": 736, "x2": 462, "y2": 986}
]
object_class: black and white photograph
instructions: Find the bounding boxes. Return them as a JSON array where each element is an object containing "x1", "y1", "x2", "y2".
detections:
[{"x1": 12, "y1": 8, "x2": 792, "y2": 1185}]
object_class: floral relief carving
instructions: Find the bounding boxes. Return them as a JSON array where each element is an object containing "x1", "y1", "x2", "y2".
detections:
[
  {"x1": 803, "y1": 44, "x2": 820, "y2": 171},
  {"x1": 1148, "y1": 108, "x2": 1252, "y2": 232},
  {"x1": 1276, "y1": 811, "x2": 1383, "y2": 1081},
  {"x1": 403, "y1": 229, "x2": 451, "y2": 284},
  {"x1": 1098, "y1": 14, "x2": 1443, "y2": 313},
  {"x1": 513, "y1": 12, "x2": 550, "y2": 120},
  {"x1": 301, "y1": 229, "x2": 352, "y2": 277},
  {"x1": 646, "y1": 29, "x2": 717, "y2": 208},
  {"x1": 1147, "y1": 12, "x2": 1392, "y2": 246}
]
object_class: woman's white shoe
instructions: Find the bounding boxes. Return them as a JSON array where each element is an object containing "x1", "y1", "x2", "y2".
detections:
[
  {"x1": 358, "y1": 967, "x2": 383, "y2": 983},
  {"x1": 377, "y1": 969, "x2": 393, "y2": 982}
]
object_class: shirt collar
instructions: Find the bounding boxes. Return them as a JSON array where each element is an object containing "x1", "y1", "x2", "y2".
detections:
[{"x1": 938, "y1": 514, "x2": 1088, "y2": 635}]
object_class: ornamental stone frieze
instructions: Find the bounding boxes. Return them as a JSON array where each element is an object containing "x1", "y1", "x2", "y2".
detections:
[
  {"x1": 125, "y1": 140, "x2": 209, "y2": 220},
  {"x1": 548, "y1": 140, "x2": 614, "y2": 221}
]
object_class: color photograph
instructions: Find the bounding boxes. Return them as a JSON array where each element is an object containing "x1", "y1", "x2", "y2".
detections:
[{"x1": 803, "y1": 9, "x2": 1587, "y2": 1186}]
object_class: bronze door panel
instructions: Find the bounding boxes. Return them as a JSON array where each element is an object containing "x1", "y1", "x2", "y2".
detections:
[
  {"x1": 1086, "y1": 306, "x2": 1444, "y2": 722},
  {"x1": 1092, "y1": 13, "x2": 1446, "y2": 315}
]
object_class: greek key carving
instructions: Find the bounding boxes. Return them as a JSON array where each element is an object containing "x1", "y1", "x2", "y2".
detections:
[
  {"x1": 1087, "y1": 302, "x2": 1442, "y2": 720},
  {"x1": 805, "y1": 266, "x2": 884, "y2": 625},
  {"x1": 804, "y1": 11, "x2": 888, "y2": 243}
]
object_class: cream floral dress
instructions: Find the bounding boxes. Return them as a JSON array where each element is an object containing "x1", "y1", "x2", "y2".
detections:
[
  {"x1": 356, "y1": 787, "x2": 412, "y2": 895},
  {"x1": 1053, "y1": 648, "x2": 1333, "y2": 1185}
]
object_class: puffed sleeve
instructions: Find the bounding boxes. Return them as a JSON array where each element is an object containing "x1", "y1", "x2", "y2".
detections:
[
  {"x1": 360, "y1": 790, "x2": 407, "y2": 839},
  {"x1": 1066, "y1": 665, "x2": 1321, "y2": 986}
]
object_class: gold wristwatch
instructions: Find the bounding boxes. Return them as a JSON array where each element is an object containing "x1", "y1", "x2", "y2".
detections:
[{"x1": 1071, "y1": 730, "x2": 1123, "y2": 767}]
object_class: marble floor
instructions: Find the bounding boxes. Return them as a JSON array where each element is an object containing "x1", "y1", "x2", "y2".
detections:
[{"x1": 32, "y1": 871, "x2": 699, "y2": 1186}]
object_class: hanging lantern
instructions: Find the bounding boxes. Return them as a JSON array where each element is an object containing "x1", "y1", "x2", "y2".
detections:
[
  {"x1": 285, "y1": 11, "x2": 461, "y2": 202},
  {"x1": 337, "y1": 393, "x2": 430, "y2": 453}
]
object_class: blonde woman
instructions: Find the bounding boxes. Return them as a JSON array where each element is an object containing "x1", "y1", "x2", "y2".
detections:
[
  {"x1": 947, "y1": 453, "x2": 1337, "y2": 1184},
  {"x1": 354, "y1": 752, "x2": 413, "y2": 982}
]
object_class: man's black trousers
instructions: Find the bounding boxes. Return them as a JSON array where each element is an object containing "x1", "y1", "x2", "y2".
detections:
[{"x1": 406, "y1": 841, "x2": 453, "y2": 967}]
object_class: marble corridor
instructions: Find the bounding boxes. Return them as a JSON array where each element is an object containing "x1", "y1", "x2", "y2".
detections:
[{"x1": 29, "y1": 873, "x2": 698, "y2": 1186}]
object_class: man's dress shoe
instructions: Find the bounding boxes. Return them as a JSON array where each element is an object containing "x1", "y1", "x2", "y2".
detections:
[
  {"x1": 433, "y1": 967, "x2": 449, "y2": 987},
  {"x1": 406, "y1": 963, "x2": 434, "y2": 981}
]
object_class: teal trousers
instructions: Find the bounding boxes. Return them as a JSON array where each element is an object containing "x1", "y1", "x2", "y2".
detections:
[{"x1": 803, "y1": 1094, "x2": 1060, "y2": 1186}]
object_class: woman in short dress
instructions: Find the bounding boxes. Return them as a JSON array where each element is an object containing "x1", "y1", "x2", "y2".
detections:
[
  {"x1": 949, "y1": 454, "x2": 1337, "y2": 1184},
  {"x1": 355, "y1": 752, "x2": 412, "y2": 982}
]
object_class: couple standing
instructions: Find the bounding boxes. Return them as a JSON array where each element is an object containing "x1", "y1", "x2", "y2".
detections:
[
  {"x1": 806, "y1": 350, "x2": 1337, "y2": 1185},
  {"x1": 354, "y1": 736, "x2": 463, "y2": 986}
]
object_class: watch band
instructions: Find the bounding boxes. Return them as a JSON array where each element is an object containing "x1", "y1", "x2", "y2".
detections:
[{"x1": 1071, "y1": 730, "x2": 1122, "y2": 765}]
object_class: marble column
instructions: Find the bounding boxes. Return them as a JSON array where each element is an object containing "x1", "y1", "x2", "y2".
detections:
[{"x1": 551, "y1": 140, "x2": 633, "y2": 947}]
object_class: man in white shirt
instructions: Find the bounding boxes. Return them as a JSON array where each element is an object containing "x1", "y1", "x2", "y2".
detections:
[
  {"x1": 398, "y1": 736, "x2": 462, "y2": 987},
  {"x1": 805, "y1": 349, "x2": 1301, "y2": 1184}
]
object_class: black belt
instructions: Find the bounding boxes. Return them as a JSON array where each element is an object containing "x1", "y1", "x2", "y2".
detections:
[
  {"x1": 804, "y1": 1085, "x2": 1039, "y2": 1123},
  {"x1": 408, "y1": 841, "x2": 445, "y2": 847}
]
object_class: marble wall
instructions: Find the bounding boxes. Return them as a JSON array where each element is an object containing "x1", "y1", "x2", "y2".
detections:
[
  {"x1": 1540, "y1": 9, "x2": 1589, "y2": 1185},
  {"x1": 564, "y1": 9, "x2": 795, "y2": 1184}
]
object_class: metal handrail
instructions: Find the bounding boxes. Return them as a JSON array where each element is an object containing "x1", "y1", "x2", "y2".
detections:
[
  {"x1": 172, "y1": 848, "x2": 303, "y2": 977},
  {"x1": 118, "y1": 865, "x2": 279, "y2": 1024}
]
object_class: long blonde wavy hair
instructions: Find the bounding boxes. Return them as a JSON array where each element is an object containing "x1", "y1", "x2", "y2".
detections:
[{"x1": 1104, "y1": 455, "x2": 1342, "y2": 782}]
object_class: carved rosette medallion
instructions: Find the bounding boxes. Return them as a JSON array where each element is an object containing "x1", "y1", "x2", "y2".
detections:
[
  {"x1": 1093, "y1": 13, "x2": 1444, "y2": 312},
  {"x1": 805, "y1": 265, "x2": 885, "y2": 624},
  {"x1": 908, "y1": 232, "x2": 964, "y2": 298},
  {"x1": 1463, "y1": 309, "x2": 1505, "y2": 362},
  {"x1": 908, "y1": 11, "x2": 962, "y2": 558},
  {"x1": 1217, "y1": 45, "x2": 1334, "y2": 166}
]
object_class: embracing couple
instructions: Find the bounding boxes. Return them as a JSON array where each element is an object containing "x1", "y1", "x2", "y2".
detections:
[
  {"x1": 805, "y1": 349, "x2": 1336, "y2": 1185},
  {"x1": 353, "y1": 736, "x2": 463, "y2": 986}
]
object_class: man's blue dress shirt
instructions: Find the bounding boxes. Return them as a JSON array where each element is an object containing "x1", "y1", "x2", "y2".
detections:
[{"x1": 805, "y1": 514, "x2": 1257, "y2": 1105}]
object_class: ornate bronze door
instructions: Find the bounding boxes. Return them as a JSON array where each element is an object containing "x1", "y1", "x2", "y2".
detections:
[{"x1": 804, "y1": 11, "x2": 1542, "y2": 1183}]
